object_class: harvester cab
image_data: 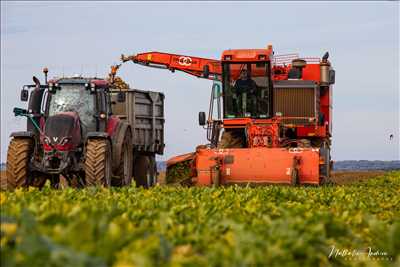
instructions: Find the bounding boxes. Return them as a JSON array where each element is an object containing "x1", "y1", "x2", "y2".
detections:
[{"x1": 201, "y1": 48, "x2": 275, "y2": 148}]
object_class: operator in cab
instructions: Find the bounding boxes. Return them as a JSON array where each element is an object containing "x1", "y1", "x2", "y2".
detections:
[{"x1": 233, "y1": 68, "x2": 257, "y2": 117}]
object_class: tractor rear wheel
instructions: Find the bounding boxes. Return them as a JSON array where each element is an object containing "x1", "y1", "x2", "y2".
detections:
[
  {"x1": 85, "y1": 139, "x2": 112, "y2": 187},
  {"x1": 6, "y1": 138, "x2": 33, "y2": 189},
  {"x1": 134, "y1": 155, "x2": 156, "y2": 188},
  {"x1": 112, "y1": 131, "x2": 133, "y2": 186}
]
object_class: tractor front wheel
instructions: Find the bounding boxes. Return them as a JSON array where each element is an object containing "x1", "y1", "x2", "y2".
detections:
[
  {"x1": 85, "y1": 139, "x2": 112, "y2": 187},
  {"x1": 5, "y1": 138, "x2": 33, "y2": 190}
]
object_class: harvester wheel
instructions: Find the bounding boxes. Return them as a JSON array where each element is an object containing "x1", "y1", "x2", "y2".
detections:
[
  {"x1": 5, "y1": 138, "x2": 33, "y2": 189},
  {"x1": 112, "y1": 131, "x2": 133, "y2": 186},
  {"x1": 134, "y1": 155, "x2": 156, "y2": 188},
  {"x1": 85, "y1": 139, "x2": 112, "y2": 187},
  {"x1": 291, "y1": 168, "x2": 299, "y2": 186}
]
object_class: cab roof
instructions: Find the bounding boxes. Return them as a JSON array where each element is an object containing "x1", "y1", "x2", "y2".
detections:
[{"x1": 221, "y1": 49, "x2": 273, "y2": 62}]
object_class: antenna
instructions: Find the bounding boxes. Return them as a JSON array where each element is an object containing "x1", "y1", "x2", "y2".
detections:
[
  {"x1": 95, "y1": 65, "x2": 98, "y2": 78},
  {"x1": 43, "y1": 67, "x2": 48, "y2": 84},
  {"x1": 80, "y1": 65, "x2": 83, "y2": 77},
  {"x1": 62, "y1": 66, "x2": 64, "y2": 78}
]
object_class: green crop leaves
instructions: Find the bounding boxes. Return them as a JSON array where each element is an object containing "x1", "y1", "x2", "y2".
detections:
[{"x1": 1, "y1": 172, "x2": 399, "y2": 267}]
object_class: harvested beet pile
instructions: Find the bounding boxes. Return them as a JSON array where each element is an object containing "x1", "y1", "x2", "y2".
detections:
[{"x1": 107, "y1": 75, "x2": 130, "y2": 90}]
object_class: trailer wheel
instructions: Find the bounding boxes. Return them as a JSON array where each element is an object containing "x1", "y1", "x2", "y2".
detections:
[
  {"x1": 134, "y1": 155, "x2": 156, "y2": 188},
  {"x1": 85, "y1": 139, "x2": 112, "y2": 187},
  {"x1": 112, "y1": 131, "x2": 133, "y2": 186},
  {"x1": 148, "y1": 155, "x2": 157, "y2": 186},
  {"x1": 5, "y1": 138, "x2": 33, "y2": 190}
]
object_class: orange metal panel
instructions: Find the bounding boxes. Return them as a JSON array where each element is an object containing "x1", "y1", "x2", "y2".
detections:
[
  {"x1": 302, "y1": 63, "x2": 321, "y2": 81},
  {"x1": 296, "y1": 126, "x2": 327, "y2": 137},
  {"x1": 194, "y1": 147, "x2": 320, "y2": 186},
  {"x1": 221, "y1": 49, "x2": 272, "y2": 61}
]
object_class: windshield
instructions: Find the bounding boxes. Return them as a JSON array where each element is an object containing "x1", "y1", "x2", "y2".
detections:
[
  {"x1": 223, "y1": 62, "x2": 271, "y2": 119},
  {"x1": 48, "y1": 84, "x2": 96, "y2": 132}
]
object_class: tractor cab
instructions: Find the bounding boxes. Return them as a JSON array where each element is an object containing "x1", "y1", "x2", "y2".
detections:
[
  {"x1": 16, "y1": 76, "x2": 122, "y2": 174},
  {"x1": 45, "y1": 78, "x2": 111, "y2": 138},
  {"x1": 19, "y1": 77, "x2": 122, "y2": 138}
]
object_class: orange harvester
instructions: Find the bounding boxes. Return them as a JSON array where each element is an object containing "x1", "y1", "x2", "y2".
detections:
[{"x1": 117, "y1": 44, "x2": 335, "y2": 185}]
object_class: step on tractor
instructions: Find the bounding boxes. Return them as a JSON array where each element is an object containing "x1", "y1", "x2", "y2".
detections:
[
  {"x1": 114, "y1": 44, "x2": 335, "y2": 186},
  {"x1": 6, "y1": 69, "x2": 164, "y2": 189}
]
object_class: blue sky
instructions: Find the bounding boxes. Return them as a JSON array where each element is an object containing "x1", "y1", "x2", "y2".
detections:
[{"x1": 1, "y1": 1, "x2": 399, "y2": 161}]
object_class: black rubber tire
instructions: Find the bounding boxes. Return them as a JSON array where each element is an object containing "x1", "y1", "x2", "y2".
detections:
[
  {"x1": 291, "y1": 168, "x2": 299, "y2": 186},
  {"x1": 148, "y1": 155, "x2": 157, "y2": 186},
  {"x1": 6, "y1": 138, "x2": 33, "y2": 189},
  {"x1": 85, "y1": 139, "x2": 112, "y2": 187},
  {"x1": 134, "y1": 155, "x2": 156, "y2": 188},
  {"x1": 112, "y1": 131, "x2": 133, "y2": 186}
]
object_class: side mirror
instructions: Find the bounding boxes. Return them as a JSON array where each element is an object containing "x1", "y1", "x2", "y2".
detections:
[
  {"x1": 21, "y1": 89, "x2": 29, "y2": 101},
  {"x1": 203, "y1": 65, "x2": 210, "y2": 79},
  {"x1": 117, "y1": 91, "x2": 126, "y2": 102},
  {"x1": 198, "y1": 111, "x2": 206, "y2": 126},
  {"x1": 329, "y1": 69, "x2": 335, "y2": 84}
]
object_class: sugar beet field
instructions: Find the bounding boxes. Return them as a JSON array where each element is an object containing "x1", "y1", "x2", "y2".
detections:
[{"x1": 1, "y1": 171, "x2": 399, "y2": 267}]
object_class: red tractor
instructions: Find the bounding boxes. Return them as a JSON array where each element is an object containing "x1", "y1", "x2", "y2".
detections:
[
  {"x1": 116, "y1": 44, "x2": 335, "y2": 185},
  {"x1": 6, "y1": 70, "x2": 164, "y2": 189}
]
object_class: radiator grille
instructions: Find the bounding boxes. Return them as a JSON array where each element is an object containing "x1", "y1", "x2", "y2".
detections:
[{"x1": 273, "y1": 87, "x2": 317, "y2": 125}]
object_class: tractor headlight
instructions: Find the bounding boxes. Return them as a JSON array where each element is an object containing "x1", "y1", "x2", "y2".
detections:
[
  {"x1": 60, "y1": 137, "x2": 70, "y2": 146},
  {"x1": 44, "y1": 137, "x2": 51, "y2": 145}
]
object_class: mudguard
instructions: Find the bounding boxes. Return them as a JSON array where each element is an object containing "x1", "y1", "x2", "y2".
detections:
[
  {"x1": 10, "y1": 131, "x2": 35, "y2": 138},
  {"x1": 86, "y1": 132, "x2": 110, "y2": 139}
]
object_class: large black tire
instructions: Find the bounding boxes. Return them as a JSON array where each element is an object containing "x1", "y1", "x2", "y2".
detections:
[
  {"x1": 112, "y1": 131, "x2": 133, "y2": 186},
  {"x1": 85, "y1": 139, "x2": 112, "y2": 187},
  {"x1": 148, "y1": 155, "x2": 157, "y2": 186},
  {"x1": 5, "y1": 138, "x2": 32, "y2": 189},
  {"x1": 134, "y1": 155, "x2": 156, "y2": 188},
  {"x1": 291, "y1": 168, "x2": 299, "y2": 186},
  {"x1": 319, "y1": 141, "x2": 332, "y2": 185}
]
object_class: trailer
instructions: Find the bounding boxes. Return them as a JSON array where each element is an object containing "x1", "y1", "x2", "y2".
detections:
[{"x1": 110, "y1": 88, "x2": 165, "y2": 186}]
